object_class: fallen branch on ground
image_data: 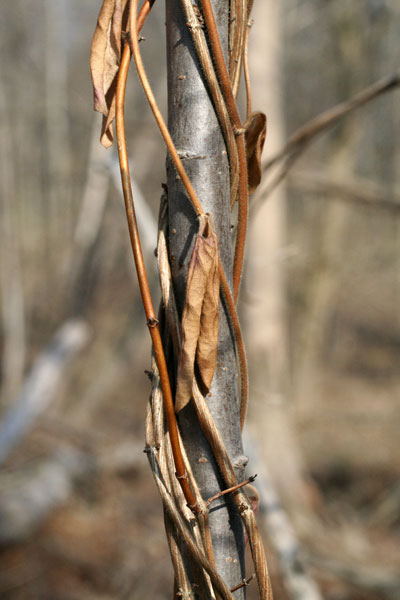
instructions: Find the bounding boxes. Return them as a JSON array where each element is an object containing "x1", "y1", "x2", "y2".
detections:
[
  {"x1": 0, "y1": 320, "x2": 90, "y2": 466},
  {"x1": 0, "y1": 440, "x2": 144, "y2": 544}
]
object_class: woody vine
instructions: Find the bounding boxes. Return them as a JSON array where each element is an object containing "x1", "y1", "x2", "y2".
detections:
[{"x1": 90, "y1": 0, "x2": 270, "y2": 597}]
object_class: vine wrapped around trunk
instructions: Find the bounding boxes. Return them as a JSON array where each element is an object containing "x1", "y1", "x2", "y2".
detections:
[{"x1": 89, "y1": 0, "x2": 271, "y2": 597}]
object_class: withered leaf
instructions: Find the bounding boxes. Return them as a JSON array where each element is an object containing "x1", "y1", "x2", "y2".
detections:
[
  {"x1": 245, "y1": 111, "x2": 267, "y2": 195},
  {"x1": 196, "y1": 237, "x2": 219, "y2": 392},
  {"x1": 90, "y1": 0, "x2": 129, "y2": 148},
  {"x1": 175, "y1": 217, "x2": 220, "y2": 413}
]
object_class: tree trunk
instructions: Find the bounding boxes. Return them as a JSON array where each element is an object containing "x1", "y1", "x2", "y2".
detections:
[
  {"x1": 166, "y1": 0, "x2": 246, "y2": 593},
  {"x1": 246, "y1": 0, "x2": 313, "y2": 516}
]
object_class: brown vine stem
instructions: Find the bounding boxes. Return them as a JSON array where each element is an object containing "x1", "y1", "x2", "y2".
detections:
[
  {"x1": 229, "y1": 0, "x2": 247, "y2": 99},
  {"x1": 116, "y1": 30, "x2": 197, "y2": 512},
  {"x1": 128, "y1": 0, "x2": 249, "y2": 428},
  {"x1": 180, "y1": 0, "x2": 240, "y2": 208},
  {"x1": 243, "y1": 0, "x2": 254, "y2": 120},
  {"x1": 128, "y1": 0, "x2": 203, "y2": 217},
  {"x1": 199, "y1": 0, "x2": 248, "y2": 302},
  {"x1": 136, "y1": 0, "x2": 156, "y2": 31},
  {"x1": 218, "y1": 264, "x2": 248, "y2": 429}
]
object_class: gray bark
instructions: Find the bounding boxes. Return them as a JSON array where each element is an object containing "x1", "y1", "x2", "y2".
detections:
[{"x1": 166, "y1": 0, "x2": 246, "y2": 594}]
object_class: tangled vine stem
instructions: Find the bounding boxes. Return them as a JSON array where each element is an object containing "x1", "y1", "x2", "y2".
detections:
[
  {"x1": 199, "y1": 0, "x2": 249, "y2": 302},
  {"x1": 115, "y1": 9, "x2": 197, "y2": 512},
  {"x1": 156, "y1": 227, "x2": 273, "y2": 598},
  {"x1": 112, "y1": 0, "x2": 272, "y2": 596},
  {"x1": 243, "y1": 0, "x2": 255, "y2": 120},
  {"x1": 179, "y1": 0, "x2": 240, "y2": 207},
  {"x1": 127, "y1": 0, "x2": 249, "y2": 428}
]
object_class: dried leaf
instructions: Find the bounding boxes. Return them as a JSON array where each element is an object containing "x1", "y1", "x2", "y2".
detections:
[
  {"x1": 245, "y1": 111, "x2": 267, "y2": 195},
  {"x1": 196, "y1": 237, "x2": 219, "y2": 392},
  {"x1": 90, "y1": 0, "x2": 129, "y2": 148},
  {"x1": 175, "y1": 217, "x2": 219, "y2": 413}
]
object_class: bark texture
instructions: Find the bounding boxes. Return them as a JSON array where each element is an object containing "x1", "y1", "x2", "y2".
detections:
[{"x1": 166, "y1": 0, "x2": 246, "y2": 592}]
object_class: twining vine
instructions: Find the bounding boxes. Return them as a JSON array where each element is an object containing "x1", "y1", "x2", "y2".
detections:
[{"x1": 90, "y1": 0, "x2": 270, "y2": 597}]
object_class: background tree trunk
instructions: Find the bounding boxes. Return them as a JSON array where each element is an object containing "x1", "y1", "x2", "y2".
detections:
[
  {"x1": 166, "y1": 0, "x2": 246, "y2": 593},
  {"x1": 245, "y1": 0, "x2": 312, "y2": 516}
]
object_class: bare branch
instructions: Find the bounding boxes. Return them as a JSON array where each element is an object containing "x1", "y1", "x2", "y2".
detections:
[
  {"x1": 290, "y1": 169, "x2": 400, "y2": 212},
  {"x1": 263, "y1": 71, "x2": 400, "y2": 173},
  {"x1": 250, "y1": 72, "x2": 400, "y2": 214}
]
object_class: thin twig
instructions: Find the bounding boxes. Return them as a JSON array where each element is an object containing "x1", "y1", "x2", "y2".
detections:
[
  {"x1": 228, "y1": 0, "x2": 236, "y2": 59},
  {"x1": 263, "y1": 71, "x2": 400, "y2": 173},
  {"x1": 251, "y1": 151, "x2": 300, "y2": 215},
  {"x1": 230, "y1": 574, "x2": 256, "y2": 593},
  {"x1": 252, "y1": 72, "x2": 400, "y2": 213},
  {"x1": 290, "y1": 168, "x2": 400, "y2": 212},
  {"x1": 206, "y1": 475, "x2": 257, "y2": 507},
  {"x1": 136, "y1": 0, "x2": 156, "y2": 31}
]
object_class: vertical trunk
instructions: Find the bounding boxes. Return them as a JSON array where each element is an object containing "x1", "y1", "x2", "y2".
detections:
[
  {"x1": 45, "y1": 0, "x2": 71, "y2": 266},
  {"x1": 166, "y1": 0, "x2": 246, "y2": 593},
  {"x1": 246, "y1": 0, "x2": 312, "y2": 515},
  {"x1": 0, "y1": 78, "x2": 26, "y2": 406}
]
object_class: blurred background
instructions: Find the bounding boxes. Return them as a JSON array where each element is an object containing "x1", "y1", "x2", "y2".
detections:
[{"x1": 0, "y1": 1, "x2": 399, "y2": 598}]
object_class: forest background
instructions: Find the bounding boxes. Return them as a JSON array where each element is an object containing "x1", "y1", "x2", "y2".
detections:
[{"x1": 0, "y1": 1, "x2": 399, "y2": 599}]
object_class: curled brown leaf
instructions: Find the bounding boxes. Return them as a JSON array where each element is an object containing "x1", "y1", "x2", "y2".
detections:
[
  {"x1": 245, "y1": 111, "x2": 267, "y2": 195},
  {"x1": 196, "y1": 235, "x2": 219, "y2": 392},
  {"x1": 175, "y1": 217, "x2": 220, "y2": 413},
  {"x1": 90, "y1": 0, "x2": 129, "y2": 147}
]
